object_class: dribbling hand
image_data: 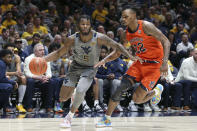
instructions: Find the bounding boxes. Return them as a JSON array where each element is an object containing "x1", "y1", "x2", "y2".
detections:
[
  {"x1": 160, "y1": 63, "x2": 168, "y2": 77},
  {"x1": 94, "y1": 59, "x2": 106, "y2": 68}
]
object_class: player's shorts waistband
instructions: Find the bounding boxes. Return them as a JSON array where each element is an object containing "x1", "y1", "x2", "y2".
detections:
[{"x1": 143, "y1": 60, "x2": 160, "y2": 63}]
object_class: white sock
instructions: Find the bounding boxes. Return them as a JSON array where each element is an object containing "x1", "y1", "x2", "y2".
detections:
[
  {"x1": 94, "y1": 100, "x2": 99, "y2": 106},
  {"x1": 67, "y1": 111, "x2": 74, "y2": 118},
  {"x1": 105, "y1": 114, "x2": 111, "y2": 120},
  {"x1": 18, "y1": 85, "x2": 26, "y2": 103}
]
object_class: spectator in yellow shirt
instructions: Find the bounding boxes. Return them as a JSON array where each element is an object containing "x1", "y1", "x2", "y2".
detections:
[
  {"x1": 0, "y1": 0, "x2": 13, "y2": 14},
  {"x1": 92, "y1": 2, "x2": 108, "y2": 24},
  {"x1": 2, "y1": 11, "x2": 17, "y2": 28},
  {"x1": 33, "y1": 16, "x2": 48, "y2": 38},
  {"x1": 0, "y1": 15, "x2": 6, "y2": 35},
  {"x1": 149, "y1": 6, "x2": 163, "y2": 22},
  {"x1": 22, "y1": 23, "x2": 37, "y2": 45}
]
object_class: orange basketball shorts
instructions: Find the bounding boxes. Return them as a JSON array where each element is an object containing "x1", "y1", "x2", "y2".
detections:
[{"x1": 126, "y1": 61, "x2": 162, "y2": 91}]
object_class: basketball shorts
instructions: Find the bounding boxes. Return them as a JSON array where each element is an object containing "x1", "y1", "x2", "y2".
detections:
[
  {"x1": 126, "y1": 61, "x2": 161, "y2": 91},
  {"x1": 62, "y1": 61, "x2": 97, "y2": 88}
]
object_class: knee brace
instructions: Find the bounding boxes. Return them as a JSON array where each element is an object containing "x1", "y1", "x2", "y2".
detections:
[{"x1": 111, "y1": 75, "x2": 135, "y2": 102}]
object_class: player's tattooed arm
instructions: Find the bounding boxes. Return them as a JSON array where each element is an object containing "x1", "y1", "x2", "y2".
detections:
[
  {"x1": 45, "y1": 36, "x2": 74, "y2": 62},
  {"x1": 143, "y1": 21, "x2": 170, "y2": 64},
  {"x1": 98, "y1": 34, "x2": 133, "y2": 61}
]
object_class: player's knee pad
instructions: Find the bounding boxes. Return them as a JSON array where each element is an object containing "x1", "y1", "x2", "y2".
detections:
[
  {"x1": 111, "y1": 75, "x2": 135, "y2": 102},
  {"x1": 72, "y1": 91, "x2": 86, "y2": 109}
]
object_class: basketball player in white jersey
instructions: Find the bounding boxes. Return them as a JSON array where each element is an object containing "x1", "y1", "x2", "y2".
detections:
[{"x1": 44, "y1": 15, "x2": 139, "y2": 128}]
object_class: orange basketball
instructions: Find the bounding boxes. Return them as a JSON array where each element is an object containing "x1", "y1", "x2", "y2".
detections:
[{"x1": 29, "y1": 57, "x2": 47, "y2": 75}]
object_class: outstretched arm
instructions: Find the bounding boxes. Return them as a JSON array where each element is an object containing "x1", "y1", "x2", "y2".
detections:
[
  {"x1": 44, "y1": 37, "x2": 74, "y2": 62},
  {"x1": 94, "y1": 49, "x2": 121, "y2": 68},
  {"x1": 95, "y1": 33, "x2": 141, "y2": 68},
  {"x1": 143, "y1": 21, "x2": 171, "y2": 76},
  {"x1": 98, "y1": 34, "x2": 133, "y2": 60}
]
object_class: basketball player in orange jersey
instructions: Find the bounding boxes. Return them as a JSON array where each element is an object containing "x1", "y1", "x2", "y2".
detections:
[{"x1": 96, "y1": 5, "x2": 171, "y2": 127}]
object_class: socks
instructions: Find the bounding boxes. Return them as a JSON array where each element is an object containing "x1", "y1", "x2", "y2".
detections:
[
  {"x1": 105, "y1": 114, "x2": 111, "y2": 120},
  {"x1": 94, "y1": 100, "x2": 99, "y2": 106},
  {"x1": 67, "y1": 111, "x2": 74, "y2": 118},
  {"x1": 18, "y1": 85, "x2": 26, "y2": 103}
]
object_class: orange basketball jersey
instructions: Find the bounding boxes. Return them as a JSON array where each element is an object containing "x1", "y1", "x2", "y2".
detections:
[{"x1": 126, "y1": 20, "x2": 163, "y2": 62}]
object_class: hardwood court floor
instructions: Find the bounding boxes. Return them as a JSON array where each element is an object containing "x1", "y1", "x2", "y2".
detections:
[{"x1": 0, "y1": 113, "x2": 197, "y2": 131}]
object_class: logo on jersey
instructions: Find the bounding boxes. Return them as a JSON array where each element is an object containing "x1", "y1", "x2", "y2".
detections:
[
  {"x1": 81, "y1": 46, "x2": 91, "y2": 54},
  {"x1": 149, "y1": 81, "x2": 155, "y2": 88},
  {"x1": 138, "y1": 30, "x2": 141, "y2": 34}
]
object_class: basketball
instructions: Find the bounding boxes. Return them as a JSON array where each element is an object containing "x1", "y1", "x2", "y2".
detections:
[{"x1": 29, "y1": 57, "x2": 47, "y2": 75}]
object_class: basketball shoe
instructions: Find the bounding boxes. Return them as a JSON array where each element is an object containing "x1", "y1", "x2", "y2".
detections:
[
  {"x1": 96, "y1": 115, "x2": 111, "y2": 128},
  {"x1": 150, "y1": 84, "x2": 164, "y2": 106},
  {"x1": 16, "y1": 104, "x2": 26, "y2": 113},
  {"x1": 60, "y1": 114, "x2": 72, "y2": 128}
]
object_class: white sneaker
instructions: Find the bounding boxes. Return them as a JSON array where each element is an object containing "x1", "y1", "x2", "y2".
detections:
[
  {"x1": 151, "y1": 105, "x2": 161, "y2": 112},
  {"x1": 143, "y1": 103, "x2": 152, "y2": 112},
  {"x1": 82, "y1": 104, "x2": 92, "y2": 113},
  {"x1": 94, "y1": 104, "x2": 103, "y2": 112},
  {"x1": 128, "y1": 101, "x2": 138, "y2": 112},
  {"x1": 60, "y1": 114, "x2": 71, "y2": 128},
  {"x1": 150, "y1": 84, "x2": 164, "y2": 106}
]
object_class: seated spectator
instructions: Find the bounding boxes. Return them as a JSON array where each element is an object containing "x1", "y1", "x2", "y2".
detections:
[
  {"x1": 0, "y1": 28, "x2": 9, "y2": 50},
  {"x1": 18, "y1": 0, "x2": 36, "y2": 16},
  {"x1": 0, "y1": 49, "x2": 18, "y2": 112},
  {"x1": 92, "y1": 2, "x2": 108, "y2": 25},
  {"x1": 48, "y1": 43, "x2": 65, "y2": 113},
  {"x1": 53, "y1": 34, "x2": 62, "y2": 47},
  {"x1": 97, "y1": 25, "x2": 106, "y2": 34},
  {"x1": 168, "y1": 32, "x2": 179, "y2": 68},
  {"x1": 82, "y1": 0, "x2": 95, "y2": 17},
  {"x1": 14, "y1": 39, "x2": 28, "y2": 63},
  {"x1": 23, "y1": 43, "x2": 54, "y2": 113},
  {"x1": 14, "y1": 31, "x2": 28, "y2": 50},
  {"x1": 2, "y1": 11, "x2": 17, "y2": 28},
  {"x1": 172, "y1": 49, "x2": 197, "y2": 111},
  {"x1": 43, "y1": 3, "x2": 59, "y2": 28},
  {"x1": 96, "y1": 46, "x2": 109, "y2": 104},
  {"x1": 48, "y1": 24, "x2": 60, "y2": 40},
  {"x1": 0, "y1": 15, "x2": 6, "y2": 35},
  {"x1": 171, "y1": 23, "x2": 188, "y2": 44},
  {"x1": 176, "y1": 33, "x2": 194, "y2": 67},
  {"x1": 97, "y1": 46, "x2": 127, "y2": 112},
  {"x1": 0, "y1": 0, "x2": 14, "y2": 14},
  {"x1": 33, "y1": 16, "x2": 48, "y2": 38},
  {"x1": 4, "y1": 43, "x2": 27, "y2": 113},
  {"x1": 22, "y1": 23, "x2": 37, "y2": 45},
  {"x1": 14, "y1": 14, "x2": 26, "y2": 36},
  {"x1": 24, "y1": 33, "x2": 48, "y2": 55},
  {"x1": 158, "y1": 61, "x2": 178, "y2": 112}
]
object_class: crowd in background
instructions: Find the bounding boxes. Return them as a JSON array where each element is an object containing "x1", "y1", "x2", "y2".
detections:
[{"x1": 0, "y1": 0, "x2": 197, "y2": 114}]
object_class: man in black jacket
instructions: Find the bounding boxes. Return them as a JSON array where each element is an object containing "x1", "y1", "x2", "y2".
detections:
[{"x1": 0, "y1": 49, "x2": 18, "y2": 111}]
